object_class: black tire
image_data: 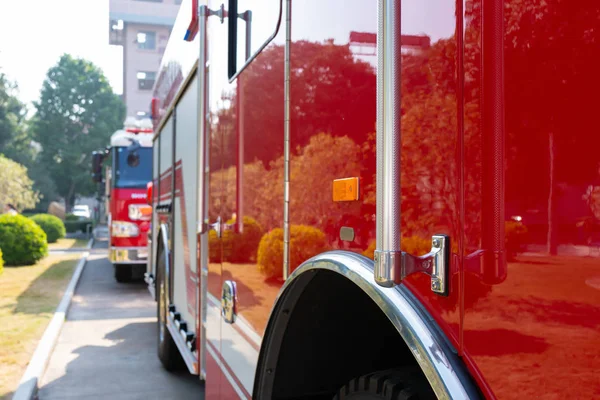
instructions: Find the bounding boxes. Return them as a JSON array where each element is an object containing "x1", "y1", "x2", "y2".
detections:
[
  {"x1": 114, "y1": 264, "x2": 132, "y2": 283},
  {"x1": 156, "y1": 247, "x2": 184, "y2": 371},
  {"x1": 333, "y1": 368, "x2": 436, "y2": 400}
]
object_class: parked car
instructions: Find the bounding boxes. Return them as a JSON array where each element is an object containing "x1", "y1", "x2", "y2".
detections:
[{"x1": 71, "y1": 205, "x2": 91, "y2": 219}]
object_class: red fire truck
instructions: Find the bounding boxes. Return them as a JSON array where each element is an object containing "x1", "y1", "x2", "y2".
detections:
[
  {"x1": 146, "y1": 0, "x2": 600, "y2": 398},
  {"x1": 92, "y1": 118, "x2": 153, "y2": 283}
]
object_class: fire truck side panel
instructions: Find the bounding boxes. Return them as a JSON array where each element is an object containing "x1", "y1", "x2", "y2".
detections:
[
  {"x1": 156, "y1": 117, "x2": 173, "y2": 284},
  {"x1": 172, "y1": 76, "x2": 199, "y2": 328},
  {"x1": 461, "y1": 1, "x2": 600, "y2": 399},
  {"x1": 159, "y1": 118, "x2": 174, "y2": 203},
  {"x1": 285, "y1": 0, "x2": 462, "y2": 351},
  {"x1": 213, "y1": 0, "x2": 285, "y2": 394},
  {"x1": 397, "y1": 0, "x2": 463, "y2": 348}
]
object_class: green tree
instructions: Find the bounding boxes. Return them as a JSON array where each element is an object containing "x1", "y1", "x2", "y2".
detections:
[
  {"x1": 0, "y1": 154, "x2": 39, "y2": 211},
  {"x1": 32, "y1": 54, "x2": 125, "y2": 211},
  {"x1": 0, "y1": 71, "x2": 33, "y2": 165}
]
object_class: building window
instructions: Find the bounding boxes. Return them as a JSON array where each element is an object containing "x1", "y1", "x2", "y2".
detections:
[
  {"x1": 136, "y1": 31, "x2": 156, "y2": 50},
  {"x1": 137, "y1": 71, "x2": 156, "y2": 90},
  {"x1": 175, "y1": 0, "x2": 182, "y2": 4}
]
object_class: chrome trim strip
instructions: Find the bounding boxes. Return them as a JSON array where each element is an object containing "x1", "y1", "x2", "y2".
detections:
[
  {"x1": 280, "y1": 251, "x2": 477, "y2": 400},
  {"x1": 166, "y1": 316, "x2": 199, "y2": 375},
  {"x1": 197, "y1": 4, "x2": 209, "y2": 381},
  {"x1": 109, "y1": 246, "x2": 148, "y2": 251},
  {"x1": 374, "y1": 0, "x2": 402, "y2": 287},
  {"x1": 282, "y1": 0, "x2": 291, "y2": 280}
]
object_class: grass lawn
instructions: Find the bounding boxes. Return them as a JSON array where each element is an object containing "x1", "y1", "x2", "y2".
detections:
[
  {"x1": 48, "y1": 237, "x2": 90, "y2": 250},
  {"x1": 0, "y1": 253, "x2": 81, "y2": 399}
]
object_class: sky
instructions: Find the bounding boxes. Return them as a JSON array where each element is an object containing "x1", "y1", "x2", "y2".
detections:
[{"x1": 0, "y1": 0, "x2": 122, "y2": 113}]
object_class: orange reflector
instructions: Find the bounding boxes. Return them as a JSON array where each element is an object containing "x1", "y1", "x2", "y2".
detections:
[{"x1": 332, "y1": 177, "x2": 360, "y2": 202}]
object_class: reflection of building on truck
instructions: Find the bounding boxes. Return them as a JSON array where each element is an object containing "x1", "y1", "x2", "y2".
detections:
[
  {"x1": 144, "y1": 0, "x2": 600, "y2": 399},
  {"x1": 92, "y1": 117, "x2": 153, "y2": 283}
]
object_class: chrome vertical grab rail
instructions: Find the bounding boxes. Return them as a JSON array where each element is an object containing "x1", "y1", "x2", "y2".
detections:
[
  {"x1": 374, "y1": 0, "x2": 450, "y2": 296},
  {"x1": 374, "y1": 0, "x2": 402, "y2": 288}
]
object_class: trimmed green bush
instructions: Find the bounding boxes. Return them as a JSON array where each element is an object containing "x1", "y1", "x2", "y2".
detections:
[
  {"x1": 257, "y1": 225, "x2": 328, "y2": 279},
  {"x1": 0, "y1": 214, "x2": 48, "y2": 266},
  {"x1": 65, "y1": 213, "x2": 79, "y2": 221},
  {"x1": 208, "y1": 216, "x2": 264, "y2": 263},
  {"x1": 65, "y1": 218, "x2": 93, "y2": 233},
  {"x1": 229, "y1": 216, "x2": 264, "y2": 263},
  {"x1": 30, "y1": 214, "x2": 66, "y2": 243}
]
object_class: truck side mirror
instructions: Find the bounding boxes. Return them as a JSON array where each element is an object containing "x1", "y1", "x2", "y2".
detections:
[{"x1": 91, "y1": 151, "x2": 104, "y2": 183}]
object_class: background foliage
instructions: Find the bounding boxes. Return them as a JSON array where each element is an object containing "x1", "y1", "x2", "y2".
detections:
[
  {"x1": 0, "y1": 154, "x2": 39, "y2": 211},
  {"x1": 32, "y1": 54, "x2": 124, "y2": 211}
]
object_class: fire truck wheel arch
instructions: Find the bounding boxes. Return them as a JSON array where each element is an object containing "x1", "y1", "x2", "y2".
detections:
[{"x1": 253, "y1": 251, "x2": 481, "y2": 400}]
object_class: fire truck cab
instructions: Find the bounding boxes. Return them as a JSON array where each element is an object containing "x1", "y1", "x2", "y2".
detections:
[{"x1": 93, "y1": 117, "x2": 153, "y2": 282}]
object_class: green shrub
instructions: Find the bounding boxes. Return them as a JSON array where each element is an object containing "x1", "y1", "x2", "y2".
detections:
[
  {"x1": 30, "y1": 214, "x2": 66, "y2": 243},
  {"x1": 208, "y1": 216, "x2": 264, "y2": 263},
  {"x1": 229, "y1": 216, "x2": 264, "y2": 263},
  {"x1": 0, "y1": 214, "x2": 48, "y2": 266},
  {"x1": 257, "y1": 225, "x2": 328, "y2": 279},
  {"x1": 65, "y1": 213, "x2": 79, "y2": 221},
  {"x1": 65, "y1": 218, "x2": 93, "y2": 233},
  {"x1": 0, "y1": 248, "x2": 4, "y2": 276}
]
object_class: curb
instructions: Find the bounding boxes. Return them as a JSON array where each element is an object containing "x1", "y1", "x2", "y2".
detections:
[
  {"x1": 12, "y1": 251, "x2": 90, "y2": 400},
  {"x1": 86, "y1": 237, "x2": 94, "y2": 250}
]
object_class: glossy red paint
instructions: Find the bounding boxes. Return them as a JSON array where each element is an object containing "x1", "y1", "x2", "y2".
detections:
[
  {"x1": 460, "y1": 1, "x2": 600, "y2": 398},
  {"x1": 150, "y1": 0, "x2": 600, "y2": 398},
  {"x1": 109, "y1": 187, "x2": 150, "y2": 248}
]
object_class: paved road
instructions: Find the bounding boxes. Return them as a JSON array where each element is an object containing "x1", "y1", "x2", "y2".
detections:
[{"x1": 39, "y1": 237, "x2": 203, "y2": 399}]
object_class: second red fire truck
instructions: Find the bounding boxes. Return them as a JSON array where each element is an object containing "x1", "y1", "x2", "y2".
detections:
[
  {"x1": 146, "y1": 0, "x2": 600, "y2": 398},
  {"x1": 93, "y1": 118, "x2": 153, "y2": 282}
]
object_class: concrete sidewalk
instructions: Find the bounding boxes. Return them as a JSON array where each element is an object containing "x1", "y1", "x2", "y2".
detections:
[{"x1": 38, "y1": 238, "x2": 203, "y2": 399}]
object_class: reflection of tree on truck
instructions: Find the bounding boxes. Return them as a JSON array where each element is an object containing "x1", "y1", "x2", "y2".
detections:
[
  {"x1": 91, "y1": 117, "x2": 153, "y2": 282},
  {"x1": 145, "y1": 0, "x2": 600, "y2": 399}
]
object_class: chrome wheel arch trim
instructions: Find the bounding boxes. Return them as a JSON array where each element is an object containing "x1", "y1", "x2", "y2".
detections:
[{"x1": 264, "y1": 250, "x2": 479, "y2": 400}]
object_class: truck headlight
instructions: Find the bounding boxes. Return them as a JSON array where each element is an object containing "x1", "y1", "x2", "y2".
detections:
[
  {"x1": 128, "y1": 204, "x2": 152, "y2": 221},
  {"x1": 111, "y1": 221, "x2": 140, "y2": 237}
]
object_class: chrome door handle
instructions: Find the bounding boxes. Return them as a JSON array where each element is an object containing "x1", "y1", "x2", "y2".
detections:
[
  {"x1": 221, "y1": 280, "x2": 237, "y2": 324},
  {"x1": 199, "y1": 215, "x2": 221, "y2": 237}
]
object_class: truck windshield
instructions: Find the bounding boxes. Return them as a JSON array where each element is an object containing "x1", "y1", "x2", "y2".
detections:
[{"x1": 114, "y1": 146, "x2": 152, "y2": 188}]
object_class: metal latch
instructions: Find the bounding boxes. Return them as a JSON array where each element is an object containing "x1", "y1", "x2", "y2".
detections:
[{"x1": 374, "y1": 235, "x2": 450, "y2": 296}]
